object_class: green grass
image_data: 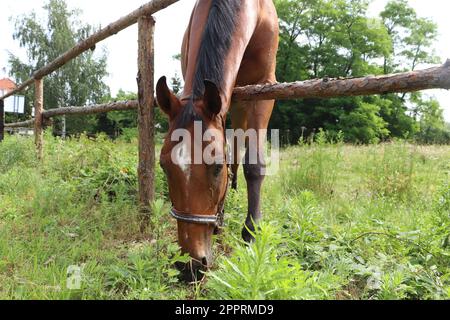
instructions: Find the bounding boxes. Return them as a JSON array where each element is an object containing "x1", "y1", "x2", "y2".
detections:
[{"x1": 0, "y1": 132, "x2": 449, "y2": 300}]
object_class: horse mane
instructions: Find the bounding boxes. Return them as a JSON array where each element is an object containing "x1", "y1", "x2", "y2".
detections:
[{"x1": 177, "y1": 0, "x2": 240, "y2": 128}]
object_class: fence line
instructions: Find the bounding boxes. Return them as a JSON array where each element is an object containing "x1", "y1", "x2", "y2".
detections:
[
  {"x1": 4, "y1": 59, "x2": 450, "y2": 129},
  {"x1": 44, "y1": 100, "x2": 139, "y2": 118},
  {"x1": 4, "y1": 100, "x2": 139, "y2": 128},
  {"x1": 233, "y1": 60, "x2": 450, "y2": 101},
  {"x1": 137, "y1": 16, "x2": 156, "y2": 231},
  {"x1": 0, "y1": 0, "x2": 179, "y2": 229},
  {"x1": 4, "y1": 120, "x2": 35, "y2": 129}
]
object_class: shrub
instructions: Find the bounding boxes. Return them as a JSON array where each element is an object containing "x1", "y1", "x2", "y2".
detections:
[{"x1": 206, "y1": 222, "x2": 340, "y2": 300}]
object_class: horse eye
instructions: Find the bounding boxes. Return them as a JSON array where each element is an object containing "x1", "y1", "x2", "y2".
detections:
[
  {"x1": 160, "y1": 162, "x2": 169, "y2": 176},
  {"x1": 212, "y1": 164, "x2": 224, "y2": 177}
]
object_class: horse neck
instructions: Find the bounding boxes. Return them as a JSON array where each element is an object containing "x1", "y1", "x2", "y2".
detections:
[{"x1": 182, "y1": 0, "x2": 259, "y2": 113}]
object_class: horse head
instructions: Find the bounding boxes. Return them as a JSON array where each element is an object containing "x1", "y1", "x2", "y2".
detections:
[{"x1": 156, "y1": 76, "x2": 229, "y2": 282}]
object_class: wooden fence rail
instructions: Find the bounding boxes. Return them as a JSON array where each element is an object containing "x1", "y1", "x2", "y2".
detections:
[
  {"x1": 4, "y1": 120, "x2": 35, "y2": 129},
  {"x1": 3, "y1": 59, "x2": 450, "y2": 129},
  {"x1": 4, "y1": 101, "x2": 138, "y2": 128},
  {"x1": 44, "y1": 100, "x2": 139, "y2": 118},
  {"x1": 233, "y1": 60, "x2": 450, "y2": 101}
]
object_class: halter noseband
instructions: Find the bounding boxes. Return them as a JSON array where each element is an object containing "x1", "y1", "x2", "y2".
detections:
[
  {"x1": 170, "y1": 208, "x2": 220, "y2": 226},
  {"x1": 169, "y1": 170, "x2": 229, "y2": 227}
]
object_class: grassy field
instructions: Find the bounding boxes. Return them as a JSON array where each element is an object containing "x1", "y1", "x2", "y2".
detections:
[{"x1": 0, "y1": 132, "x2": 449, "y2": 300}]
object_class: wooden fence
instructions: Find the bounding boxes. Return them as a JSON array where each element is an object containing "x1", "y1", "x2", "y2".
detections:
[
  {"x1": 0, "y1": 0, "x2": 449, "y2": 225},
  {"x1": 0, "y1": 0, "x2": 179, "y2": 226}
]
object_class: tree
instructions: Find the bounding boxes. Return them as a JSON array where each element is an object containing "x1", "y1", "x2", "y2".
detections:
[
  {"x1": 272, "y1": 0, "x2": 391, "y2": 143},
  {"x1": 96, "y1": 90, "x2": 138, "y2": 138},
  {"x1": 380, "y1": 0, "x2": 443, "y2": 140},
  {"x1": 338, "y1": 101, "x2": 389, "y2": 143},
  {"x1": 412, "y1": 96, "x2": 450, "y2": 144},
  {"x1": 381, "y1": 0, "x2": 439, "y2": 73},
  {"x1": 170, "y1": 72, "x2": 183, "y2": 95},
  {"x1": 380, "y1": 0, "x2": 416, "y2": 74},
  {"x1": 275, "y1": 0, "x2": 315, "y2": 82},
  {"x1": 8, "y1": 0, "x2": 110, "y2": 135},
  {"x1": 272, "y1": 0, "x2": 446, "y2": 144}
]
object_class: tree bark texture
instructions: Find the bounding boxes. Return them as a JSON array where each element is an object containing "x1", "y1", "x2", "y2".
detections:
[
  {"x1": 43, "y1": 100, "x2": 138, "y2": 118},
  {"x1": 232, "y1": 60, "x2": 450, "y2": 101},
  {"x1": 137, "y1": 16, "x2": 156, "y2": 231}
]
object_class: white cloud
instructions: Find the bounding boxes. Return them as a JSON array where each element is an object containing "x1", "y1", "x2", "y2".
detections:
[{"x1": 1, "y1": 0, "x2": 448, "y2": 120}]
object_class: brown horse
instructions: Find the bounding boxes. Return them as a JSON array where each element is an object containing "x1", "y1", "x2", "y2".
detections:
[{"x1": 156, "y1": 0, "x2": 279, "y2": 282}]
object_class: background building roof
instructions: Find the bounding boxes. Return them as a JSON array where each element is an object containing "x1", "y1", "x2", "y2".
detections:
[{"x1": 0, "y1": 78, "x2": 17, "y2": 92}]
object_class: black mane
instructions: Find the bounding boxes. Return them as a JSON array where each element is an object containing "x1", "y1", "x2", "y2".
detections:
[{"x1": 177, "y1": 0, "x2": 240, "y2": 128}]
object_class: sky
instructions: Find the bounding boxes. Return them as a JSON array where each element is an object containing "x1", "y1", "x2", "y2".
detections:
[{"x1": 0, "y1": 0, "x2": 449, "y2": 120}]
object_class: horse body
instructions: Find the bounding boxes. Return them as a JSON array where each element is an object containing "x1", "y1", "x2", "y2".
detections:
[{"x1": 156, "y1": 0, "x2": 279, "y2": 282}]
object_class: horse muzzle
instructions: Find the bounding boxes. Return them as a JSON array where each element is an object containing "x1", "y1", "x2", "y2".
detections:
[{"x1": 175, "y1": 257, "x2": 209, "y2": 283}]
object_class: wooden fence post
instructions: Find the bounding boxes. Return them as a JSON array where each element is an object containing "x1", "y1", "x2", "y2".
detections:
[
  {"x1": 34, "y1": 79, "x2": 44, "y2": 160},
  {"x1": 0, "y1": 99, "x2": 4, "y2": 142},
  {"x1": 137, "y1": 15, "x2": 156, "y2": 232}
]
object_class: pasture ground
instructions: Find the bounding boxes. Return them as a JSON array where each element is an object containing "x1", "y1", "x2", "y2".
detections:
[{"x1": 0, "y1": 132, "x2": 449, "y2": 300}]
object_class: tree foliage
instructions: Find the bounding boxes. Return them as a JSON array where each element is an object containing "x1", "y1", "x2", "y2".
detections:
[
  {"x1": 8, "y1": 0, "x2": 110, "y2": 135},
  {"x1": 272, "y1": 0, "x2": 449, "y2": 144}
]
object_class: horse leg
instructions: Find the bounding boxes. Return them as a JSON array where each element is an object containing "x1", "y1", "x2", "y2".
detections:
[
  {"x1": 242, "y1": 99, "x2": 275, "y2": 243},
  {"x1": 230, "y1": 102, "x2": 248, "y2": 190}
]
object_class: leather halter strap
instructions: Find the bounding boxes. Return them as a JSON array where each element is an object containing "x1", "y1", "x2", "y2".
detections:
[
  {"x1": 170, "y1": 208, "x2": 218, "y2": 226},
  {"x1": 169, "y1": 167, "x2": 230, "y2": 227}
]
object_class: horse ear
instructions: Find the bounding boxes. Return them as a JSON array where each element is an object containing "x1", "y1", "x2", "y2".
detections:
[
  {"x1": 156, "y1": 76, "x2": 178, "y2": 118},
  {"x1": 203, "y1": 80, "x2": 222, "y2": 118}
]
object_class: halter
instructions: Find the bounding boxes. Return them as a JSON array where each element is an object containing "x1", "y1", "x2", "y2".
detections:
[
  {"x1": 170, "y1": 207, "x2": 219, "y2": 225},
  {"x1": 169, "y1": 117, "x2": 231, "y2": 228},
  {"x1": 169, "y1": 165, "x2": 231, "y2": 227}
]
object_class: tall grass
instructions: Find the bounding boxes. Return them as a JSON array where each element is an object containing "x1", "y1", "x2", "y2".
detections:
[
  {"x1": 363, "y1": 142, "x2": 417, "y2": 200},
  {"x1": 0, "y1": 133, "x2": 448, "y2": 300},
  {"x1": 206, "y1": 222, "x2": 340, "y2": 300},
  {"x1": 0, "y1": 136, "x2": 36, "y2": 171},
  {"x1": 277, "y1": 130, "x2": 344, "y2": 197}
]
